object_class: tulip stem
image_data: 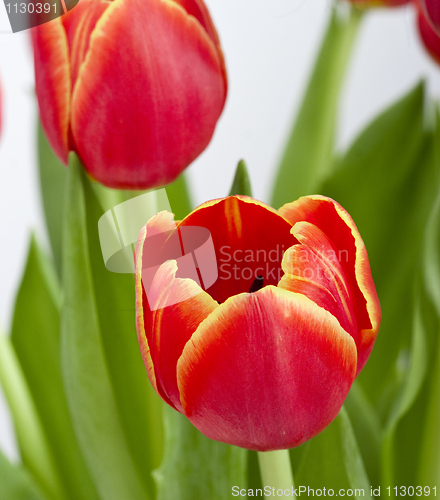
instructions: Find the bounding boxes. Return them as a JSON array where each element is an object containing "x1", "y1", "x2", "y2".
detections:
[{"x1": 258, "y1": 450, "x2": 295, "y2": 497}]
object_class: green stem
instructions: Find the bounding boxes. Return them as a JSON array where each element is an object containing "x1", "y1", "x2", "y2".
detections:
[
  {"x1": 271, "y1": 3, "x2": 364, "y2": 208},
  {"x1": 258, "y1": 450, "x2": 295, "y2": 497}
]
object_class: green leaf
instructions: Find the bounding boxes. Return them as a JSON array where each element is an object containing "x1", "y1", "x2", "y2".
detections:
[
  {"x1": 417, "y1": 153, "x2": 440, "y2": 486},
  {"x1": 37, "y1": 121, "x2": 67, "y2": 275},
  {"x1": 165, "y1": 172, "x2": 193, "y2": 220},
  {"x1": 321, "y1": 82, "x2": 440, "y2": 415},
  {"x1": 0, "y1": 330, "x2": 62, "y2": 500},
  {"x1": 381, "y1": 285, "x2": 429, "y2": 490},
  {"x1": 417, "y1": 321, "x2": 440, "y2": 487},
  {"x1": 229, "y1": 160, "x2": 253, "y2": 197},
  {"x1": 155, "y1": 404, "x2": 247, "y2": 500},
  {"x1": 0, "y1": 449, "x2": 48, "y2": 500},
  {"x1": 61, "y1": 154, "x2": 150, "y2": 500},
  {"x1": 344, "y1": 381, "x2": 382, "y2": 488},
  {"x1": 295, "y1": 407, "x2": 372, "y2": 497},
  {"x1": 80, "y1": 160, "x2": 164, "y2": 496},
  {"x1": 10, "y1": 235, "x2": 99, "y2": 500},
  {"x1": 271, "y1": 5, "x2": 363, "y2": 208},
  {"x1": 391, "y1": 125, "x2": 440, "y2": 488}
]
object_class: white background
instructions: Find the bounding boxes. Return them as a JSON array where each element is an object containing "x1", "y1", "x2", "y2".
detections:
[{"x1": 0, "y1": 0, "x2": 439, "y2": 461}]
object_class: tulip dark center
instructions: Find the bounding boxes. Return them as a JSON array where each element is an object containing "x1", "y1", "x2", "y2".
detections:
[{"x1": 249, "y1": 275, "x2": 264, "y2": 293}]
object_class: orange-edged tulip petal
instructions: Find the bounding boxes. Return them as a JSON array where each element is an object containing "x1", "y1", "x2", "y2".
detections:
[
  {"x1": 71, "y1": 0, "x2": 227, "y2": 189},
  {"x1": 177, "y1": 286, "x2": 357, "y2": 451},
  {"x1": 171, "y1": 0, "x2": 227, "y2": 83},
  {"x1": 32, "y1": 20, "x2": 71, "y2": 163},
  {"x1": 279, "y1": 196, "x2": 381, "y2": 374},
  {"x1": 61, "y1": 0, "x2": 110, "y2": 88},
  {"x1": 279, "y1": 222, "x2": 358, "y2": 341},
  {"x1": 135, "y1": 212, "x2": 218, "y2": 411},
  {"x1": 178, "y1": 196, "x2": 296, "y2": 304}
]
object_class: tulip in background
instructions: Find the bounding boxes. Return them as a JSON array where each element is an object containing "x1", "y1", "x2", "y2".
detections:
[
  {"x1": 135, "y1": 195, "x2": 381, "y2": 451},
  {"x1": 417, "y1": 1, "x2": 440, "y2": 64},
  {"x1": 32, "y1": 0, "x2": 227, "y2": 189},
  {"x1": 420, "y1": 0, "x2": 440, "y2": 34}
]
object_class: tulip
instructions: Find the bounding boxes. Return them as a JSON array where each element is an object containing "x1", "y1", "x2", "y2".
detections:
[
  {"x1": 135, "y1": 195, "x2": 381, "y2": 451},
  {"x1": 32, "y1": 0, "x2": 227, "y2": 189},
  {"x1": 417, "y1": 5, "x2": 440, "y2": 64},
  {"x1": 419, "y1": 0, "x2": 440, "y2": 35}
]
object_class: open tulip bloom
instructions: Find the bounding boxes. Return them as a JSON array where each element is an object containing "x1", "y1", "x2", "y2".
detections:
[{"x1": 135, "y1": 195, "x2": 381, "y2": 451}]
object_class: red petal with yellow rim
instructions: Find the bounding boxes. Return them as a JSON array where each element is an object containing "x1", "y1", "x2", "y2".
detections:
[
  {"x1": 278, "y1": 222, "x2": 358, "y2": 340},
  {"x1": 135, "y1": 213, "x2": 217, "y2": 411},
  {"x1": 32, "y1": 20, "x2": 71, "y2": 164},
  {"x1": 279, "y1": 196, "x2": 381, "y2": 374},
  {"x1": 178, "y1": 196, "x2": 296, "y2": 304},
  {"x1": 177, "y1": 286, "x2": 357, "y2": 451},
  {"x1": 62, "y1": 0, "x2": 110, "y2": 89},
  {"x1": 71, "y1": 0, "x2": 227, "y2": 189}
]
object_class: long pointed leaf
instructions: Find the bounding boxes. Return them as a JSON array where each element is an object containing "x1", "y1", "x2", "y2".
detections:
[
  {"x1": 155, "y1": 405, "x2": 247, "y2": 500},
  {"x1": 81, "y1": 164, "x2": 164, "y2": 497},
  {"x1": 0, "y1": 448, "x2": 48, "y2": 500},
  {"x1": 37, "y1": 121, "x2": 67, "y2": 275},
  {"x1": 271, "y1": 5, "x2": 363, "y2": 207},
  {"x1": 61, "y1": 154, "x2": 149, "y2": 500},
  {"x1": 295, "y1": 407, "x2": 372, "y2": 498},
  {"x1": 10, "y1": 235, "x2": 99, "y2": 500},
  {"x1": 0, "y1": 330, "x2": 62, "y2": 500}
]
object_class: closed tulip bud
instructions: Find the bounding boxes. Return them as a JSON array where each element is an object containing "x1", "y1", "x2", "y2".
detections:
[
  {"x1": 32, "y1": 0, "x2": 227, "y2": 189},
  {"x1": 135, "y1": 195, "x2": 381, "y2": 451},
  {"x1": 417, "y1": 7, "x2": 440, "y2": 64},
  {"x1": 419, "y1": 0, "x2": 440, "y2": 36}
]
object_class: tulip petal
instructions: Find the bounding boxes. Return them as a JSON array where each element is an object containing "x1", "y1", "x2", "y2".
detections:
[
  {"x1": 278, "y1": 221, "x2": 358, "y2": 339},
  {"x1": 178, "y1": 196, "x2": 296, "y2": 303},
  {"x1": 417, "y1": 9, "x2": 440, "y2": 65},
  {"x1": 32, "y1": 20, "x2": 71, "y2": 164},
  {"x1": 62, "y1": 0, "x2": 110, "y2": 88},
  {"x1": 135, "y1": 213, "x2": 217, "y2": 411},
  {"x1": 135, "y1": 212, "x2": 177, "y2": 395},
  {"x1": 279, "y1": 196, "x2": 381, "y2": 374},
  {"x1": 420, "y1": 0, "x2": 440, "y2": 36},
  {"x1": 177, "y1": 286, "x2": 357, "y2": 451},
  {"x1": 171, "y1": 0, "x2": 223, "y2": 54},
  {"x1": 71, "y1": 0, "x2": 227, "y2": 189}
]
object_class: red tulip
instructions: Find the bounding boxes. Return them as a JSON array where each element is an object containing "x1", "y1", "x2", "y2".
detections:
[
  {"x1": 419, "y1": 0, "x2": 440, "y2": 35},
  {"x1": 32, "y1": 0, "x2": 227, "y2": 189},
  {"x1": 135, "y1": 195, "x2": 381, "y2": 451},
  {"x1": 346, "y1": 0, "x2": 411, "y2": 8},
  {"x1": 417, "y1": 5, "x2": 440, "y2": 64}
]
